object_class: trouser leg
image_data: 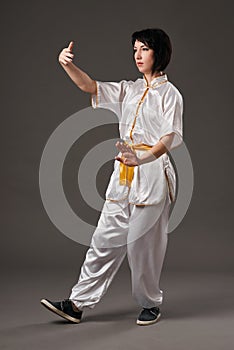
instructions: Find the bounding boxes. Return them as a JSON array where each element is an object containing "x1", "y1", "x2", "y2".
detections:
[
  {"x1": 69, "y1": 199, "x2": 129, "y2": 310},
  {"x1": 127, "y1": 194, "x2": 171, "y2": 308}
]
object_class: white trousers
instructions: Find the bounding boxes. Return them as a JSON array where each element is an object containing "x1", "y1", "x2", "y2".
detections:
[{"x1": 69, "y1": 191, "x2": 171, "y2": 310}]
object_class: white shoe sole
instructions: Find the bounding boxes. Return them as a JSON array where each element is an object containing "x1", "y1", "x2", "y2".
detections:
[
  {"x1": 40, "y1": 298, "x2": 81, "y2": 324},
  {"x1": 136, "y1": 312, "x2": 161, "y2": 326}
]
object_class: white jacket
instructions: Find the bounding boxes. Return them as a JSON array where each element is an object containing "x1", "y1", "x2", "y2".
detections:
[{"x1": 90, "y1": 74, "x2": 184, "y2": 205}]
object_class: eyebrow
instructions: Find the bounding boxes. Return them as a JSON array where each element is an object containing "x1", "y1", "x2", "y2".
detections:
[{"x1": 133, "y1": 44, "x2": 147, "y2": 49}]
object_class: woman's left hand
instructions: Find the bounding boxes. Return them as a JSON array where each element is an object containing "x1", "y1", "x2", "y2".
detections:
[{"x1": 115, "y1": 141, "x2": 140, "y2": 166}]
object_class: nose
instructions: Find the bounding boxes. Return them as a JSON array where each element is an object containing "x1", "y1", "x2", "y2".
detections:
[{"x1": 135, "y1": 50, "x2": 142, "y2": 60}]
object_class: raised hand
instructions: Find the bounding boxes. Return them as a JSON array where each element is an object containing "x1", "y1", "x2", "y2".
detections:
[
  {"x1": 58, "y1": 41, "x2": 75, "y2": 65},
  {"x1": 115, "y1": 141, "x2": 140, "y2": 167}
]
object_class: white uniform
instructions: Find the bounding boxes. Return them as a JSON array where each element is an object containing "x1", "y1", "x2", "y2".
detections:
[{"x1": 69, "y1": 73, "x2": 184, "y2": 310}]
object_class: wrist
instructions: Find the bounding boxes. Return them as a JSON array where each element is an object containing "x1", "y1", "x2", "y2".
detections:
[{"x1": 138, "y1": 150, "x2": 157, "y2": 165}]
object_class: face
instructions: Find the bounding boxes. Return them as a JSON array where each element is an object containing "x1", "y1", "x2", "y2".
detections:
[{"x1": 133, "y1": 40, "x2": 155, "y2": 75}]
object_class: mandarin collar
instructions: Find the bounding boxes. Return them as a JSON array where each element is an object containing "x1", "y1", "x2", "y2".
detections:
[{"x1": 143, "y1": 73, "x2": 168, "y2": 88}]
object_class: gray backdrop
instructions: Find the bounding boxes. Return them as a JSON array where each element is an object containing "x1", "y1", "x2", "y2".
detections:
[
  {"x1": 1, "y1": 1, "x2": 234, "y2": 349},
  {"x1": 2, "y1": 0, "x2": 233, "y2": 272}
]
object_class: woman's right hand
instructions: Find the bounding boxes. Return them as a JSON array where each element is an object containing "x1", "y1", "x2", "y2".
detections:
[{"x1": 58, "y1": 41, "x2": 75, "y2": 65}]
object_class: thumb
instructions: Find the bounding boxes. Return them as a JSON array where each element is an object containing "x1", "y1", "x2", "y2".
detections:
[{"x1": 68, "y1": 41, "x2": 74, "y2": 51}]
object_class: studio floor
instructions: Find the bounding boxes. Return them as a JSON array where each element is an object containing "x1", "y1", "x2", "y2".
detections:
[{"x1": 0, "y1": 264, "x2": 233, "y2": 350}]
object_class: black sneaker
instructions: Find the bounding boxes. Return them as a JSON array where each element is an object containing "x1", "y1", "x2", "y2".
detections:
[
  {"x1": 136, "y1": 306, "x2": 161, "y2": 326},
  {"x1": 40, "y1": 298, "x2": 83, "y2": 324}
]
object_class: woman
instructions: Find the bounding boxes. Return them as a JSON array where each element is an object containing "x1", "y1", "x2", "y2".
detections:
[{"x1": 41, "y1": 28, "x2": 183, "y2": 326}]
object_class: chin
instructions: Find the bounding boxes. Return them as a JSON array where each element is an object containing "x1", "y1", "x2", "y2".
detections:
[
  {"x1": 137, "y1": 67, "x2": 145, "y2": 73},
  {"x1": 137, "y1": 66, "x2": 150, "y2": 74}
]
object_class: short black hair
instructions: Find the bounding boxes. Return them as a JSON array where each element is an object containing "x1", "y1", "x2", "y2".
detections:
[{"x1": 131, "y1": 28, "x2": 172, "y2": 74}]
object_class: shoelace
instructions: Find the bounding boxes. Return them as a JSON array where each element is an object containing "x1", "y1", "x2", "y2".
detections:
[
  {"x1": 143, "y1": 307, "x2": 160, "y2": 316},
  {"x1": 149, "y1": 310, "x2": 158, "y2": 316},
  {"x1": 60, "y1": 298, "x2": 71, "y2": 311}
]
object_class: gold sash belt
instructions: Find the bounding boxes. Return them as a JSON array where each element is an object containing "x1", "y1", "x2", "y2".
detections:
[{"x1": 119, "y1": 142, "x2": 153, "y2": 187}]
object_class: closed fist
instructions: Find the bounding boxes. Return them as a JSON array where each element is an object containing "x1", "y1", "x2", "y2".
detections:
[{"x1": 58, "y1": 41, "x2": 75, "y2": 65}]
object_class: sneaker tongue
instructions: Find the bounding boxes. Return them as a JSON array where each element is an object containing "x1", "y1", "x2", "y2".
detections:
[{"x1": 71, "y1": 302, "x2": 80, "y2": 312}]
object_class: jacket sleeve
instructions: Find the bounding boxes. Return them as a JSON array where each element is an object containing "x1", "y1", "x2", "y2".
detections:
[
  {"x1": 90, "y1": 80, "x2": 134, "y2": 120},
  {"x1": 159, "y1": 87, "x2": 184, "y2": 149}
]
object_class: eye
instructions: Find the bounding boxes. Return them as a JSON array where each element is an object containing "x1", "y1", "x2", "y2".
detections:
[{"x1": 143, "y1": 48, "x2": 149, "y2": 51}]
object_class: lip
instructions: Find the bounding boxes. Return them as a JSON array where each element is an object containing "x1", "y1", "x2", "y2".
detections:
[{"x1": 137, "y1": 62, "x2": 143, "y2": 66}]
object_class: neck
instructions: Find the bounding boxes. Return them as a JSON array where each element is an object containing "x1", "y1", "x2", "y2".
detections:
[{"x1": 144, "y1": 71, "x2": 164, "y2": 85}]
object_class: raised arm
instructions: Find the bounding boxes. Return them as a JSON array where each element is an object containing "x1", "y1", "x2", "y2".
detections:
[{"x1": 58, "y1": 41, "x2": 96, "y2": 94}]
